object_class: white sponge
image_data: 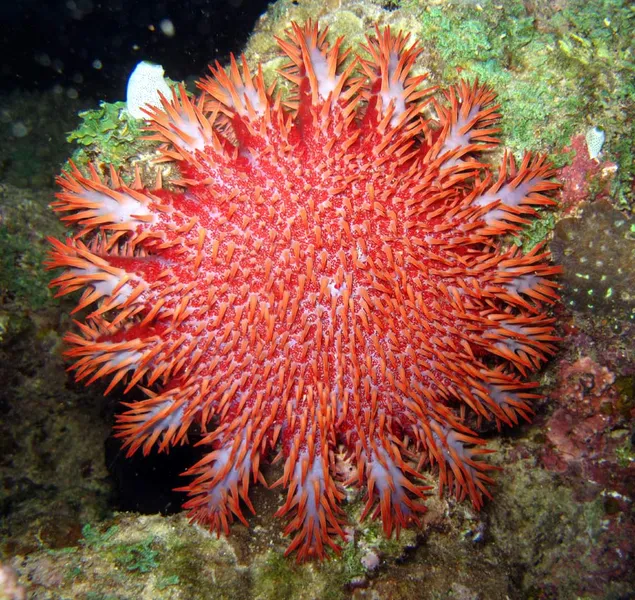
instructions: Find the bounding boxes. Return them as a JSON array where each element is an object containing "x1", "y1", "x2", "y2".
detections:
[
  {"x1": 126, "y1": 61, "x2": 172, "y2": 119},
  {"x1": 585, "y1": 126, "x2": 605, "y2": 160}
]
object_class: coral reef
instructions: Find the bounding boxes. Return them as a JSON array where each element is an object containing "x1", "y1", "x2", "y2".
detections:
[{"x1": 1, "y1": 0, "x2": 633, "y2": 597}]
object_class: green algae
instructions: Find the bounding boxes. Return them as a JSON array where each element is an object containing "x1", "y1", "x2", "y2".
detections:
[
  {"x1": 80, "y1": 523, "x2": 161, "y2": 573},
  {"x1": 0, "y1": 183, "x2": 67, "y2": 327},
  {"x1": 114, "y1": 536, "x2": 160, "y2": 573},
  {"x1": 400, "y1": 0, "x2": 634, "y2": 207},
  {"x1": 615, "y1": 440, "x2": 633, "y2": 469},
  {"x1": 511, "y1": 211, "x2": 557, "y2": 253},
  {"x1": 401, "y1": 0, "x2": 578, "y2": 151},
  {"x1": 252, "y1": 550, "x2": 359, "y2": 600},
  {"x1": 45, "y1": 517, "x2": 208, "y2": 599},
  {"x1": 251, "y1": 519, "x2": 412, "y2": 600},
  {"x1": 66, "y1": 101, "x2": 147, "y2": 169},
  {"x1": 80, "y1": 523, "x2": 120, "y2": 548},
  {"x1": 0, "y1": 225, "x2": 54, "y2": 313},
  {"x1": 252, "y1": 552, "x2": 309, "y2": 600},
  {"x1": 70, "y1": 523, "x2": 160, "y2": 578}
]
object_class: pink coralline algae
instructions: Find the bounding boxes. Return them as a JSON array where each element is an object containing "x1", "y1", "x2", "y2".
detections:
[
  {"x1": 540, "y1": 355, "x2": 634, "y2": 595},
  {"x1": 543, "y1": 357, "x2": 632, "y2": 499},
  {"x1": 46, "y1": 22, "x2": 561, "y2": 559},
  {"x1": 558, "y1": 134, "x2": 617, "y2": 215}
]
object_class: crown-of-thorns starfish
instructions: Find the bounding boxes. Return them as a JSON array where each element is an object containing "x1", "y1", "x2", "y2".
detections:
[{"x1": 47, "y1": 21, "x2": 561, "y2": 560}]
